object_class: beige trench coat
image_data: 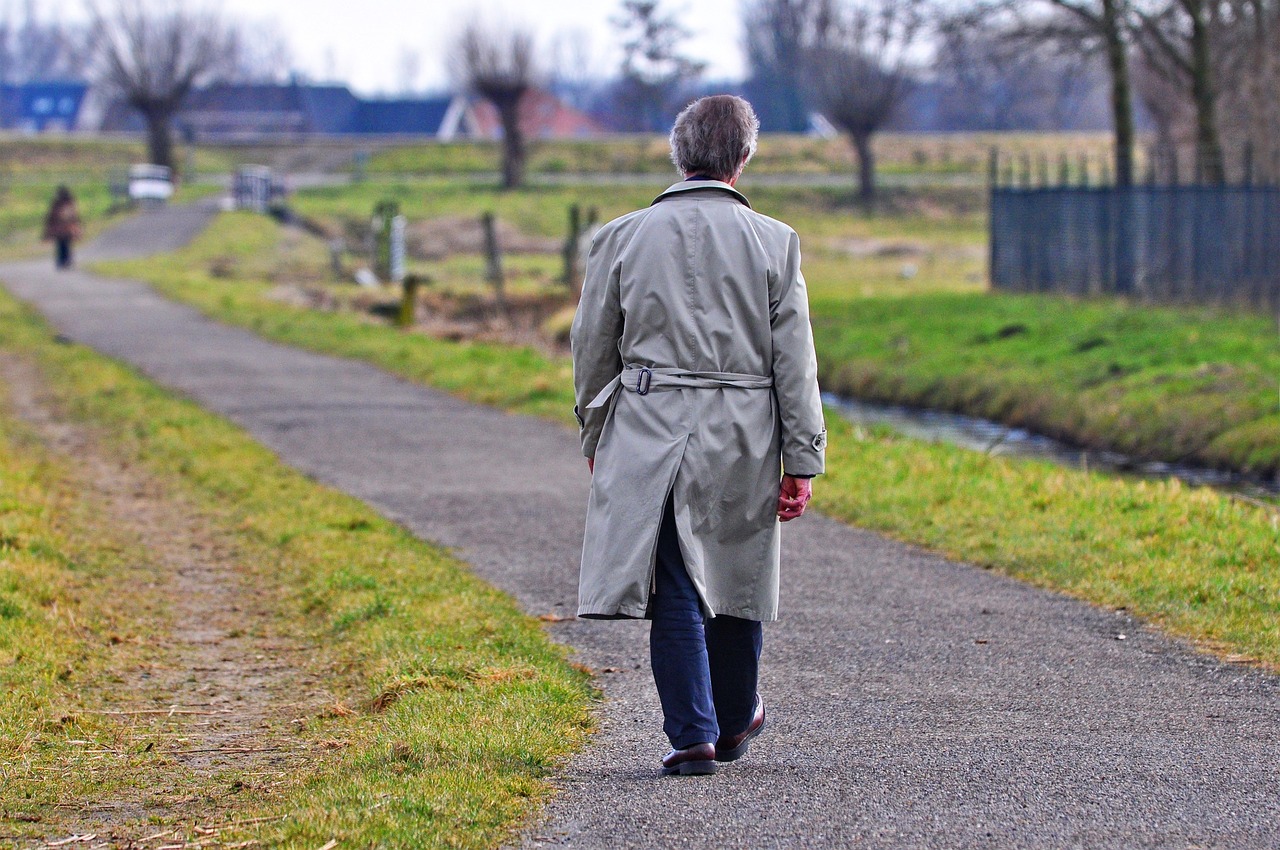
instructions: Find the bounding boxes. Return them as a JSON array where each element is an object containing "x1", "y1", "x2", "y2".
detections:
[{"x1": 571, "y1": 180, "x2": 826, "y2": 622}]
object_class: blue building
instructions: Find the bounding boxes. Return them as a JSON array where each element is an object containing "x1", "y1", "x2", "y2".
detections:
[
  {"x1": 0, "y1": 81, "x2": 89, "y2": 132},
  {"x1": 99, "y1": 82, "x2": 472, "y2": 140}
]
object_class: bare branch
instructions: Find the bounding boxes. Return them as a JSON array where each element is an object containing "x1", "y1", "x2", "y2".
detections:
[
  {"x1": 86, "y1": 0, "x2": 240, "y2": 170},
  {"x1": 806, "y1": 0, "x2": 928, "y2": 200},
  {"x1": 451, "y1": 18, "x2": 539, "y2": 189}
]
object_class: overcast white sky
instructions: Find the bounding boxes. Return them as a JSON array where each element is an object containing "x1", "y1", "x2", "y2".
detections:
[{"x1": 216, "y1": 0, "x2": 747, "y2": 96}]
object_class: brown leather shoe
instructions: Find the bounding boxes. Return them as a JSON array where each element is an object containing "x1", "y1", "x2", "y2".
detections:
[
  {"x1": 660, "y1": 742, "x2": 717, "y2": 776},
  {"x1": 715, "y1": 696, "x2": 765, "y2": 762}
]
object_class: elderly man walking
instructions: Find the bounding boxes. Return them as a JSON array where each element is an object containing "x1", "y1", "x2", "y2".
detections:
[{"x1": 571, "y1": 95, "x2": 826, "y2": 776}]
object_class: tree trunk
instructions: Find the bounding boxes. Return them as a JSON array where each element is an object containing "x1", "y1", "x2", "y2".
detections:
[
  {"x1": 143, "y1": 108, "x2": 175, "y2": 173},
  {"x1": 497, "y1": 99, "x2": 526, "y2": 190},
  {"x1": 1186, "y1": 0, "x2": 1223, "y2": 182},
  {"x1": 851, "y1": 131, "x2": 876, "y2": 202},
  {"x1": 1102, "y1": 0, "x2": 1134, "y2": 188}
]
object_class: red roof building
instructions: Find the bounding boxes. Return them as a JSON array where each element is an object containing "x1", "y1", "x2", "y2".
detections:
[{"x1": 468, "y1": 88, "x2": 602, "y2": 140}]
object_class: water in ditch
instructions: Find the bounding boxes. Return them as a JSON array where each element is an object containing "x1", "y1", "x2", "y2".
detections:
[{"x1": 824, "y1": 393, "x2": 1280, "y2": 502}]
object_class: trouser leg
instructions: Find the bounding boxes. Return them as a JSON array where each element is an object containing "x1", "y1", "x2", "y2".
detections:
[
  {"x1": 55, "y1": 239, "x2": 71, "y2": 268},
  {"x1": 649, "y1": 497, "x2": 718, "y2": 749},
  {"x1": 705, "y1": 614, "x2": 763, "y2": 737}
]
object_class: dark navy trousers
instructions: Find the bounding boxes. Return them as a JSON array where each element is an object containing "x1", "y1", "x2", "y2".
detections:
[{"x1": 649, "y1": 497, "x2": 763, "y2": 750}]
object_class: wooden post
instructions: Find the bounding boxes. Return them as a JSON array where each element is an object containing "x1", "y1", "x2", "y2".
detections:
[
  {"x1": 562, "y1": 204, "x2": 582, "y2": 289},
  {"x1": 397, "y1": 274, "x2": 428, "y2": 328},
  {"x1": 481, "y1": 212, "x2": 508, "y2": 315},
  {"x1": 372, "y1": 200, "x2": 400, "y2": 282}
]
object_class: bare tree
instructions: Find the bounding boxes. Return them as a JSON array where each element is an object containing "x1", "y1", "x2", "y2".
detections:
[
  {"x1": 1217, "y1": 0, "x2": 1280, "y2": 181},
  {"x1": 1052, "y1": 0, "x2": 1137, "y2": 186},
  {"x1": 807, "y1": 0, "x2": 927, "y2": 202},
  {"x1": 951, "y1": 1, "x2": 1138, "y2": 186},
  {"x1": 610, "y1": 0, "x2": 706, "y2": 131},
  {"x1": 88, "y1": 0, "x2": 240, "y2": 173},
  {"x1": 1133, "y1": 0, "x2": 1226, "y2": 181},
  {"x1": 453, "y1": 19, "x2": 538, "y2": 190}
]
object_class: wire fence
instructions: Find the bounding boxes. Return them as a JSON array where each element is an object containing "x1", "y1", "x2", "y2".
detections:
[{"x1": 989, "y1": 152, "x2": 1280, "y2": 312}]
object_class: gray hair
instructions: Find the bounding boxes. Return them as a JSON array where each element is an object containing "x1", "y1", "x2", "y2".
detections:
[{"x1": 669, "y1": 95, "x2": 760, "y2": 182}]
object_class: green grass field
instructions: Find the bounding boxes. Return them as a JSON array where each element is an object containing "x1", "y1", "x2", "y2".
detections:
[{"x1": 0, "y1": 285, "x2": 593, "y2": 847}]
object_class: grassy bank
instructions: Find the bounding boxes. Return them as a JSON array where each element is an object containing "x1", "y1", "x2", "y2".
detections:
[
  {"x1": 96, "y1": 212, "x2": 1280, "y2": 668},
  {"x1": 0, "y1": 287, "x2": 593, "y2": 846},
  {"x1": 811, "y1": 293, "x2": 1280, "y2": 477},
  {"x1": 357, "y1": 132, "x2": 1114, "y2": 179}
]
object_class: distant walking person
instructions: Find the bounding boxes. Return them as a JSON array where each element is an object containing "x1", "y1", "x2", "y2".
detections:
[
  {"x1": 571, "y1": 95, "x2": 826, "y2": 777},
  {"x1": 43, "y1": 186, "x2": 83, "y2": 269}
]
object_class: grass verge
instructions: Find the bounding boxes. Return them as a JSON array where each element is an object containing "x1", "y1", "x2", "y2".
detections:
[
  {"x1": 811, "y1": 292, "x2": 1280, "y2": 476},
  {"x1": 94, "y1": 211, "x2": 1280, "y2": 668},
  {"x1": 0, "y1": 286, "x2": 593, "y2": 846}
]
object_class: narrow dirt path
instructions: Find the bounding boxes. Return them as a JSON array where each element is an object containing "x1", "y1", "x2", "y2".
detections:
[{"x1": 1, "y1": 354, "x2": 325, "y2": 847}]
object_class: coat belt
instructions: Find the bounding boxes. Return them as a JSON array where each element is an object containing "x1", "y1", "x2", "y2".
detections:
[{"x1": 586, "y1": 365, "x2": 773, "y2": 409}]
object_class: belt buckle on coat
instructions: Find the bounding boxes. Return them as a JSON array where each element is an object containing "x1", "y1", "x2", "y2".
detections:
[{"x1": 635, "y1": 367, "x2": 653, "y2": 396}]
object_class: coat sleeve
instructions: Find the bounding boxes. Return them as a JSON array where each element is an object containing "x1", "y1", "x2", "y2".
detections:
[
  {"x1": 769, "y1": 229, "x2": 826, "y2": 477},
  {"x1": 570, "y1": 229, "x2": 624, "y2": 459}
]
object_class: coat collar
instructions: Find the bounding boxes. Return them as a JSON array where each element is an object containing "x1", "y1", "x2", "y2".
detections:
[{"x1": 652, "y1": 180, "x2": 752, "y2": 209}]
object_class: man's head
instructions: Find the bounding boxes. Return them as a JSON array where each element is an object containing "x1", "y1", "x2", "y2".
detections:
[{"x1": 669, "y1": 95, "x2": 760, "y2": 185}]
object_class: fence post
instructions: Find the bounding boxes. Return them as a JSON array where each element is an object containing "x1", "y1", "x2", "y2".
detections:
[
  {"x1": 562, "y1": 204, "x2": 582, "y2": 290},
  {"x1": 397, "y1": 274, "x2": 428, "y2": 328},
  {"x1": 371, "y1": 200, "x2": 400, "y2": 282},
  {"x1": 481, "y1": 211, "x2": 508, "y2": 316}
]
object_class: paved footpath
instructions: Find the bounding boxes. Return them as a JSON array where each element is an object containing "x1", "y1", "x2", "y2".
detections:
[{"x1": 3, "y1": 207, "x2": 1279, "y2": 848}]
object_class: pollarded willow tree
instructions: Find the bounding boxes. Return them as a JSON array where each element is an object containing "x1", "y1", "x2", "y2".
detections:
[
  {"x1": 89, "y1": 0, "x2": 240, "y2": 173},
  {"x1": 453, "y1": 20, "x2": 539, "y2": 190},
  {"x1": 807, "y1": 0, "x2": 928, "y2": 203}
]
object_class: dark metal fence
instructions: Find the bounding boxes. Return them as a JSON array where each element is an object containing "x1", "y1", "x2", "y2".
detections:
[{"x1": 990, "y1": 163, "x2": 1280, "y2": 312}]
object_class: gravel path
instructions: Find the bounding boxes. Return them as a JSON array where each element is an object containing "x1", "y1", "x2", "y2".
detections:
[{"x1": 2, "y1": 206, "x2": 1278, "y2": 849}]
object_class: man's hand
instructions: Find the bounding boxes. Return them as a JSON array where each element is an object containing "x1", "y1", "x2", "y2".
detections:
[
  {"x1": 777, "y1": 474, "x2": 812, "y2": 522},
  {"x1": 587, "y1": 457, "x2": 594, "y2": 474}
]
